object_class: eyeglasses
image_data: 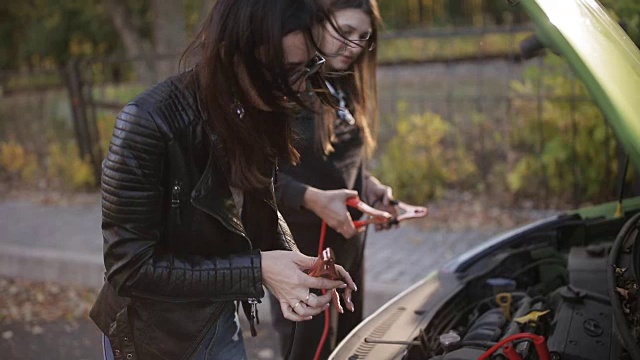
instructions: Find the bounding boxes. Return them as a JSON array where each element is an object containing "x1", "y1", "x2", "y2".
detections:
[
  {"x1": 303, "y1": 53, "x2": 326, "y2": 77},
  {"x1": 333, "y1": 29, "x2": 376, "y2": 51}
]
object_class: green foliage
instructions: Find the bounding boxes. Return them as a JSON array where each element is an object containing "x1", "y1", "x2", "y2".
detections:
[
  {"x1": 377, "y1": 0, "x2": 528, "y2": 30},
  {"x1": 600, "y1": 0, "x2": 640, "y2": 46},
  {"x1": 0, "y1": 135, "x2": 95, "y2": 190},
  {"x1": 378, "y1": 31, "x2": 531, "y2": 63},
  {"x1": 507, "y1": 55, "x2": 620, "y2": 203},
  {"x1": 0, "y1": 0, "x2": 120, "y2": 69},
  {"x1": 47, "y1": 141, "x2": 95, "y2": 190},
  {"x1": 0, "y1": 139, "x2": 39, "y2": 186},
  {"x1": 376, "y1": 103, "x2": 477, "y2": 204},
  {"x1": 96, "y1": 112, "x2": 117, "y2": 157}
]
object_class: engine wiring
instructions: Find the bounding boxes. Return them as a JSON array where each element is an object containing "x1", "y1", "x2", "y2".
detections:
[
  {"x1": 476, "y1": 333, "x2": 551, "y2": 360},
  {"x1": 421, "y1": 293, "x2": 530, "y2": 355}
]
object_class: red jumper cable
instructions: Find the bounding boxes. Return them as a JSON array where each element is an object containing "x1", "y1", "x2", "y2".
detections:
[
  {"x1": 477, "y1": 333, "x2": 551, "y2": 360},
  {"x1": 307, "y1": 196, "x2": 428, "y2": 360},
  {"x1": 310, "y1": 223, "x2": 333, "y2": 360}
]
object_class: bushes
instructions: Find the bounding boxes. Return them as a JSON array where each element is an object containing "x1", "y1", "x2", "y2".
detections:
[
  {"x1": 377, "y1": 104, "x2": 477, "y2": 204},
  {"x1": 0, "y1": 138, "x2": 95, "y2": 191},
  {"x1": 506, "y1": 56, "x2": 620, "y2": 204},
  {"x1": 0, "y1": 81, "x2": 119, "y2": 192},
  {"x1": 374, "y1": 55, "x2": 629, "y2": 208},
  {"x1": 46, "y1": 142, "x2": 95, "y2": 190},
  {"x1": 0, "y1": 139, "x2": 38, "y2": 184}
]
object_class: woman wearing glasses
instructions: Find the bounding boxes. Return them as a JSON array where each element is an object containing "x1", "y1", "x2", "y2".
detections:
[
  {"x1": 272, "y1": 0, "x2": 394, "y2": 358},
  {"x1": 89, "y1": 1, "x2": 357, "y2": 359}
]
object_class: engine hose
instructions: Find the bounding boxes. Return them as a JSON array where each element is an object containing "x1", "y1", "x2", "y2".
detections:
[{"x1": 503, "y1": 343, "x2": 523, "y2": 360}]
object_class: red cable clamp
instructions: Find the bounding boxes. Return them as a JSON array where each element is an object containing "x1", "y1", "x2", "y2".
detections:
[
  {"x1": 347, "y1": 197, "x2": 428, "y2": 228},
  {"x1": 307, "y1": 247, "x2": 344, "y2": 313}
]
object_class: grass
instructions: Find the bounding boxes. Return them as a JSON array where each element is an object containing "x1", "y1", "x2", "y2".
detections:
[
  {"x1": 378, "y1": 31, "x2": 532, "y2": 63},
  {"x1": 90, "y1": 83, "x2": 147, "y2": 106},
  {"x1": 2, "y1": 72, "x2": 62, "y2": 93}
]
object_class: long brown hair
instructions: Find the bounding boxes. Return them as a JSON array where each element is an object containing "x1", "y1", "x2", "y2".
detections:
[
  {"x1": 181, "y1": 0, "x2": 331, "y2": 189},
  {"x1": 316, "y1": 0, "x2": 381, "y2": 157}
]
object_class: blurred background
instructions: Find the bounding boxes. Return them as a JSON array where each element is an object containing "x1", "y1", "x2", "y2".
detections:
[{"x1": 0, "y1": 0, "x2": 639, "y2": 359}]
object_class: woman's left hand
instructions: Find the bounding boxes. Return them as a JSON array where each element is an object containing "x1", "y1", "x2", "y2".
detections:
[
  {"x1": 364, "y1": 176, "x2": 397, "y2": 231},
  {"x1": 262, "y1": 251, "x2": 357, "y2": 321}
]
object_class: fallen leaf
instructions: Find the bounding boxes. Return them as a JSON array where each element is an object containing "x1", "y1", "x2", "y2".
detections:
[
  {"x1": 257, "y1": 348, "x2": 275, "y2": 359},
  {"x1": 31, "y1": 325, "x2": 44, "y2": 335}
]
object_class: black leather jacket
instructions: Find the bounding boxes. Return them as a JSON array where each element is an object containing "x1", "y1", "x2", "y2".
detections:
[{"x1": 89, "y1": 72, "x2": 296, "y2": 360}]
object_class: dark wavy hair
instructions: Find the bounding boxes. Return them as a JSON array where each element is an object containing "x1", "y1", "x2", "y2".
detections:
[{"x1": 181, "y1": 0, "x2": 331, "y2": 189}]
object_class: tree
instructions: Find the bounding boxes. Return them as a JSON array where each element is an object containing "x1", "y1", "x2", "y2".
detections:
[
  {"x1": 1, "y1": 0, "x2": 118, "y2": 70},
  {"x1": 152, "y1": 0, "x2": 186, "y2": 79},
  {"x1": 103, "y1": 0, "x2": 189, "y2": 82},
  {"x1": 103, "y1": 0, "x2": 156, "y2": 83}
]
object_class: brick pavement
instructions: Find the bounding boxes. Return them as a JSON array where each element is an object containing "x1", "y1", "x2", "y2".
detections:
[{"x1": 0, "y1": 196, "x2": 500, "y2": 359}]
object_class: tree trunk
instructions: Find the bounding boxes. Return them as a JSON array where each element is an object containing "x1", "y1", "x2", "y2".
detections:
[
  {"x1": 61, "y1": 60, "x2": 102, "y2": 187},
  {"x1": 152, "y1": 0, "x2": 186, "y2": 80},
  {"x1": 104, "y1": 0, "x2": 156, "y2": 84},
  {"x1": 417, "y1": 0, "x2": 424, "y2": 26}
]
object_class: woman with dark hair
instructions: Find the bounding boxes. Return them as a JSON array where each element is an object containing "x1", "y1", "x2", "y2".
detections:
[
  {"x1": 271, "y1": 0, "x2": 396, "y2": 358},
  {"x1": 89, "y1": 1, "x2": 356, "y2": 359}
]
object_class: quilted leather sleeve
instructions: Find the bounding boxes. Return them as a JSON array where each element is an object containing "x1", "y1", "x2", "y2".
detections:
[{"x1": 101, "y1": 102, "x2": 264, "y2": 301}]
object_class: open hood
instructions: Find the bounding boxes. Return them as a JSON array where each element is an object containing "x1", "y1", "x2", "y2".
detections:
[{"x1": 522, "y1": 0, "x2": 640, "y2": 171}]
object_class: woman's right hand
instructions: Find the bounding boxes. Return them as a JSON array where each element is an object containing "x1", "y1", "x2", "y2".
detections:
[
  {"x1": 261, "y1": 251, "x2": 357, "y2": 321},
  {"x1": 303, "y1": 187, "x2": 359, "y2": 238}
]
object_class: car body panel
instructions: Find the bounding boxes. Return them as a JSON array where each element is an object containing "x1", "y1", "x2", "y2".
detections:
[
  {"x1": 570, "y1": 195, "x2": 640, "y2": 218},
  {"x1": 330, "y1": 272, "x2": 458, "y2": 359}
]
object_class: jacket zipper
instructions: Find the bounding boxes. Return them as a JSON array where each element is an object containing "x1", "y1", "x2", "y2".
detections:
[
  {"x1": 191, "y1": 197, "x2": 262, "y2": 334},
  {"x1": 247, "y1": 298, "x2": 261, "y2": 336},
  {"x1": 172, "y1": 181, "x2": 182, "y2": 225},
  {"x1": 191, "y1": 197, "x2": 252, "y2": 250}
]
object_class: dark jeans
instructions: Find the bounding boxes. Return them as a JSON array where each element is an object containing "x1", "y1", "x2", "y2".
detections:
[{"x1": 102, "y1": 303, "x2": 247, "y2": 360}]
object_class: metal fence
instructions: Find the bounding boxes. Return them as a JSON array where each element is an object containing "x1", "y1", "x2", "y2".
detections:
[{"x1": 0, "y1": 0, "x2": 635, "y2": 207}]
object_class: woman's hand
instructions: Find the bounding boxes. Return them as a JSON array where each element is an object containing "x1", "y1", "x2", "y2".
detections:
[
  {"x1": 364, "y1": 176, "x2": 398, "y2": 231},
  {"x1": 262, "y1": 251, "x2": 357, "y2": 321},
  {"x1": 303, "y1": 187, "x2": 360, "y2": 238}
]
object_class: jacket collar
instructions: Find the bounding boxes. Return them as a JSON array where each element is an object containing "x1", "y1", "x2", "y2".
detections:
[
  {"x1": 190, "y1": 75, "x2": 277, "y2": 239},
  {"x1": 190, "y1": 76, "x2": 248, "y2": 238},
  {"x1": 191, "y1": 145, "x2": 248, "y2": 239}
]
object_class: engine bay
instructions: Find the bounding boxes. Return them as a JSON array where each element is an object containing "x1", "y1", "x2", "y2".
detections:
[{"x1": 402, "y1": 211, "x2": 640, "y2": 360}]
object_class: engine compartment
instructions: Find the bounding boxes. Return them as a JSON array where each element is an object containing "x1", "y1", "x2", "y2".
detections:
[{"x1": 403, "y1": 211, "x2": 640, "y2": 360}]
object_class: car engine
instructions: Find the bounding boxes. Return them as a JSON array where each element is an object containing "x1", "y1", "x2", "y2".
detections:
[{"x1": 403, "y1": 212, "x2": 640, "y2": 360}]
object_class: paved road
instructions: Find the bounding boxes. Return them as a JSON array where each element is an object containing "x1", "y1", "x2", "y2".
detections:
[{"x1": 0, "y1": 195, "x2": 501, "y2": 359}]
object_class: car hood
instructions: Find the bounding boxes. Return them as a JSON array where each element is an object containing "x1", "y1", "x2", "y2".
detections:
[{"x1": 523, "y1": 0, "x2": 640, "y2": 171}]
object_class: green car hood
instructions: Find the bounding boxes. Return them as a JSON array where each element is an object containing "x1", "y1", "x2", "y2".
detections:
[{"x1": 522, "y1": 0, "x2": 640, "y2": 171}]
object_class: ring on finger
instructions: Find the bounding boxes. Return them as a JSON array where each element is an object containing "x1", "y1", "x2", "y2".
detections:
[{"x1": 293, "y1": 301, "x2": 302, "y2": 309}]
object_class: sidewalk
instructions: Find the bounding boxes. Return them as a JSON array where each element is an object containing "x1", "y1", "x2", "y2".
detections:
[{"x1": 0, "y1": 194, "x2": 500, "y2": 359}]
